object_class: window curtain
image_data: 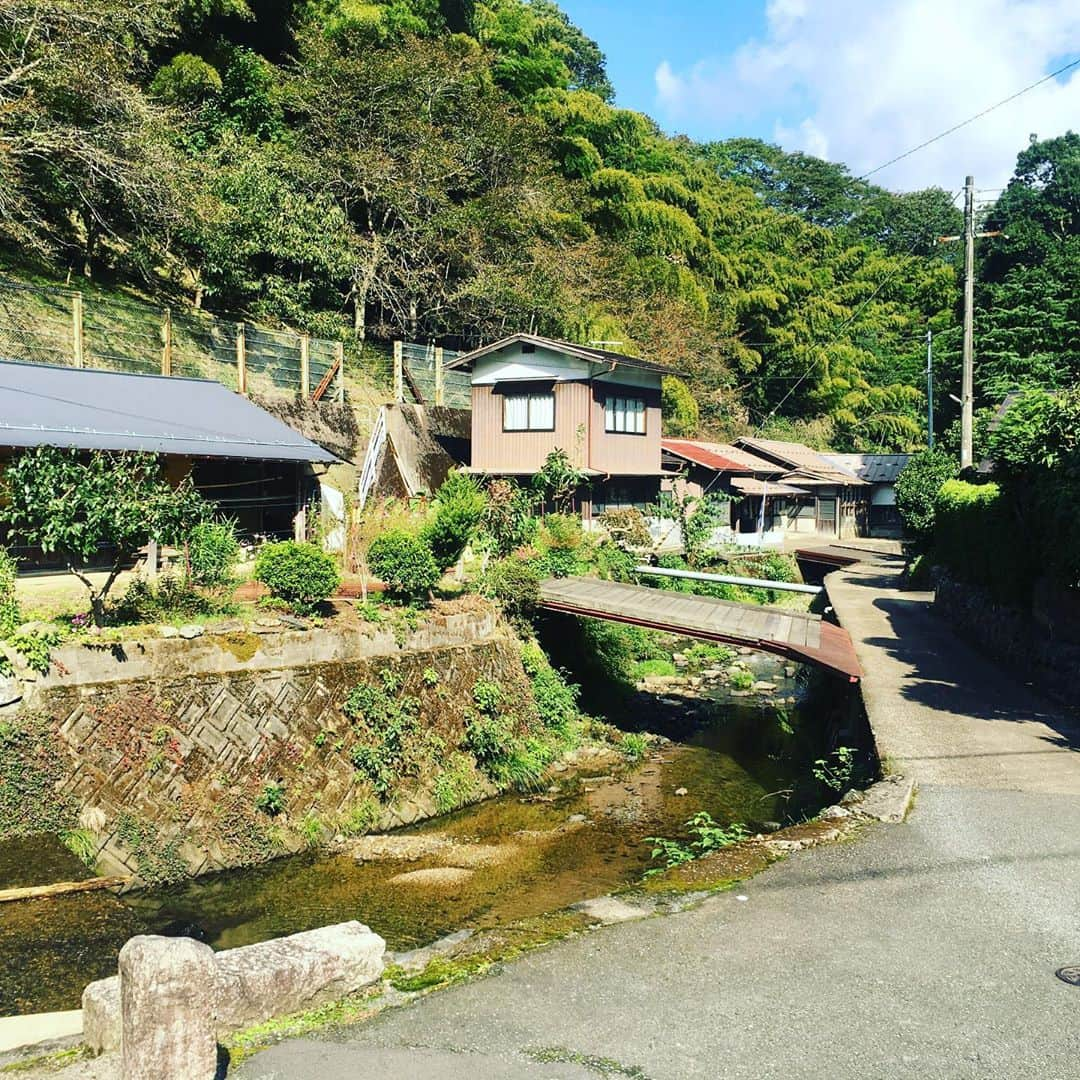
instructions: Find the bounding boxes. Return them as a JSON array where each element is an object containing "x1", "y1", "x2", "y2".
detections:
[
  {"x1": 529, "y1": 393, "x2": 554, "y2": 429},
  {"x1": 504, "y1": 394, "x2": 529, "y2": 430}
]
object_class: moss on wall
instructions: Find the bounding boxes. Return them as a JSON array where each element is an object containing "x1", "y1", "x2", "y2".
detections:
[
  {"x1": 0, "y1": 712, "x2": 78, "y2": 840},
  {"x1": 19, "y1": 626, "x2": 582, "y2": 885}
]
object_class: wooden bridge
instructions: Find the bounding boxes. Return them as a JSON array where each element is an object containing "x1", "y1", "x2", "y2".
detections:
[{"x1": 538, "y1": 577, "x2": 862, "y2": 682}]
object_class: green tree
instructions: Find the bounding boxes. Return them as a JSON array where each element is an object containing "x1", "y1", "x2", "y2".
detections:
[
  {"x1": 662, "y1": 376, "x2": 700, "y2": 437},
  {"x1": 894, "y1": 448, "x2": 958, "y2": 549},
  {"x1": 974, "y1": 134, "x2": 1080, "y2": 399},
  {"x1": 0, "y1": 448, "x2": 207, "y2": 624}
]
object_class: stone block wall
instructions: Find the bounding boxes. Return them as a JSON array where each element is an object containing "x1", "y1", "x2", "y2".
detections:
[
  {"x1": 15, "y1": 608, "x2": 533, "y2": 885},
  {"x1": 934, "y1": 573, "x2": 1080, "y2": 705}
]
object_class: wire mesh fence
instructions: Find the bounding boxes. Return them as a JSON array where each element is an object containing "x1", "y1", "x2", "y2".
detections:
[
  {"x1": 0, "y1": 275, "x2": 358, "y2": 403},
  {"x1": 400, "y1": 341, "x2": 470, "y2": 408}
]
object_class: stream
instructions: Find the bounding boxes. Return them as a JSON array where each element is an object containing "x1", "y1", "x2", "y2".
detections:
[{"x1": 1, "y1": 669, "x2": 845, "y2": 1016}]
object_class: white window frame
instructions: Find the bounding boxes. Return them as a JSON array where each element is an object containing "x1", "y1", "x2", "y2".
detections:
[
  {"x1": 503, "y1": 391, "x2": 555, "y2": 432},
  {"x1": 604, "y1": 395, "x2": 647, "y2": 435}
]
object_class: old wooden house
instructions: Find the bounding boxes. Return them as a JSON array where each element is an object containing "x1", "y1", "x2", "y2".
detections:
[{"x1": 446, "y1": 334, "x2": 668, "y2": 519}]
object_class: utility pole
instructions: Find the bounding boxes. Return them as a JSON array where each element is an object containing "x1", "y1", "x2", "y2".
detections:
[
  {"x1": 961, "y1": 174, "x2": 975, "y2": 470},
  {"x1": 936, "y1": 177, "x2": 1002, "y2": 470},
  {"x1": 926, "y1": 326, "x2": 934, "y2": 450}
]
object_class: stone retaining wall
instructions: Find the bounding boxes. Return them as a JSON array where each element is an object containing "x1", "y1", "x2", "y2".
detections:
[
  {"x1": 934, "y1": 573, "x2": 1080, "y2": 705},
  {"x1": 12, "y1": 608, "x2": 535, "y2": 884}
]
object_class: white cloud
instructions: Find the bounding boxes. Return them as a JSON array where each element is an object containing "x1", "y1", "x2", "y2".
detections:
[{"x1": 653, "y1": 0, "x2": 1080, "y2": 191}]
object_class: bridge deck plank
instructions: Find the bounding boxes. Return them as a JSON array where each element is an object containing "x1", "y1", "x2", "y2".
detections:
[{"x1": 537, "y1": 576, "x2": 859, "y2": 681}]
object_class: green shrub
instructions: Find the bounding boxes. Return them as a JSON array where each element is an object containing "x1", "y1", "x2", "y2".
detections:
[
  {"x1": 422, "y1": 472, "x2": 487, "y2": 569},
  {"x1": 7, "y1": 626, "x2": 66, "y2": 674},
  {"x1": 433, "y1": 753, "x2": 481, "y2": 814},
  {"x1": 540, "y1": 513, "x2": 583, "y2": 551},
  {"x1": 481, "y1": 478, "x2": 537, "y2": 555},
  {"x1": 684, "y1": 642, "x2": 735, "y2": 667},
  {"x1": 339, "y1": 797, "x2": 380, "y2": 836},
  {"x1": 621, "y1": 731, "x2": 648, "y2": 761},
  {"x1": 593, "y1": 540, "x2": 639, "y2": 582},
  {"x1": 255, "y1": 782, "x2": 286, "y2": 817},
  {"x1": 254, "y1": 541, "x2": 340, "y2": 614},
  {"x1": 480, "y1": 556, "x2": 541, "y2": 624},
  {"x1": 344, "y1": 673, "x2": 422, "y2": 797},
  {"x1": 728, "y1": 668, "x2": 754, "y2": 691},
  {"x1": 599, "y1": 508, "x2": 651, "y2": 549},
  {"x1": 465, "y1": 710, "x2": 517, "y2": 765},
  {"x1": 520, "y1": 641, "x2": 579, "y2": 730},
  {"x1": 188, "y1": 520, "x2": 240, "y2": 587},
  {"x1": 645, "y1": 811, "x2": 749, "y2": 875},
  {"x1": 367, "y1": 530, "x2": 440, "y2": 599},
  {"x1": 895, "y1": 449, "x2": 958, "y2": 548},
  {"x1": 934, "y1": 480, "x2": 1009, "y2": 596},
  {"x1": 0, "y1": 547, "x2": 19, "y2": 636},
  {"x1": 472, "y1": 679, "x2": 502, "y2": 715},
  {"x1": 114, "y1": 573, "x2": 219, "y2": 624}
]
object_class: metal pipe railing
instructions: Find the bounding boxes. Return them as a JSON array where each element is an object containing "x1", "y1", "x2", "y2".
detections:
[{"x1": 634, "y1": 564, "x2": 822, "y2": 595}]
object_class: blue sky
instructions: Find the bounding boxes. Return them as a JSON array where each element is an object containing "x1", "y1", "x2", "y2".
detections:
[
  {"x1": 560, "y1": 1, "x2": 772, "y2": 139},
  {"x1": 559, "y1": 0, "x2": 1080, "y2": 193}
]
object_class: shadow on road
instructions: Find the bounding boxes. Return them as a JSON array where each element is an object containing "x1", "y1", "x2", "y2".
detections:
[{"x1": 843, "y1": 580, "x2": 1080, "y2": 753}]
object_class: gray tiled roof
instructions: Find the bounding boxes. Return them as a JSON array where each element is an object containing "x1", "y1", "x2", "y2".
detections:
[
  {"x1": 824, "y1": 453, "x2": 911, "y2": 484},
  {"x1": 0, "y1": 359, "x2": 337, "y2": 462}
]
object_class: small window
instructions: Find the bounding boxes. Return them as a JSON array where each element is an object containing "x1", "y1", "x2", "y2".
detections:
[
  {"x1": 503, "y1": 391, "x2": 555, "y2": 431},
  {"x1": 604, "y1": 395, "x2": 646, "y2": 435}
]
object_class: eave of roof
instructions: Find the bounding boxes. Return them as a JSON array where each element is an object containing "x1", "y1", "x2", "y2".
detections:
[
  {"x1": 730, "y1": 477, "x2": 809, "y2": 496},
  {"x1": 734, "y1": 437, "x2": 866, "y2": 485},
  {"x1": 446, "y1": 333, "x2": 681, "y2": 377}
]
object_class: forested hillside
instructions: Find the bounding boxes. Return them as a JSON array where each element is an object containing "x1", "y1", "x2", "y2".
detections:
[{"x1": 1, "y1": 0, "x2": 1074, "y2": 451}]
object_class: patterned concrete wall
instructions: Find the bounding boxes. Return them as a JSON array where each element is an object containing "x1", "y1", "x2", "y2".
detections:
[{"x1": 24, "y1": 612, "x2": 524, "y2": 884}]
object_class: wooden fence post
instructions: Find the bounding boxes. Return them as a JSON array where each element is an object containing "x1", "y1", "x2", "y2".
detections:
[
  {"x1": 393, "y1": 340, "x2": 404, "y2": 403},
  {"x1": 236, "y1": 322, "x2": 247, "y2": 395},
  {"x1": 71, "y1": 294, "x2": 84, "y2": 367},
  {"x1": 299, "y1": 333, "x2": 310, "y2": 397},
  {"x1": 335, "y1": 341, "x2": 345, "y2": 403},
  {"x1": 161, "y1": 308, "x2": 172, "y2": 376},
  {"x1": 434, "y1": 346, "x2": 445, "y2": 406}
]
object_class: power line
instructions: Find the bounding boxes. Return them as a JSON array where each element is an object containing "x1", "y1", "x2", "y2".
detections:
[
  {"x1": 749, "y1": 190, "x2": 964, "y2": 430},
  {"x1": 858, "y1": 55, "x2": 1080, "y2": 180}
]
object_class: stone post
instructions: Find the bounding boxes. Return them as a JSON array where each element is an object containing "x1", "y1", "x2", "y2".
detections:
[{"x1": 119, "y1": 935, "x2": 218, "y2": 1080}]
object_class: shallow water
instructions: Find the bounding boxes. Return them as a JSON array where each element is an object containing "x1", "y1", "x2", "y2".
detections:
[{"x1": 0, "y1": 698, "x2": 826, "y2": 1015}]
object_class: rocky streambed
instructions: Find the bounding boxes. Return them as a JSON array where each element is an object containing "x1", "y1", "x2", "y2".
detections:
[{"x1": 1, "y1": 659, "x2": 842, "y2": 1016}]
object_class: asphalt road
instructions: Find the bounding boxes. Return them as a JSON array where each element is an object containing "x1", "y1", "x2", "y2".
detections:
[{"x1": 239, "y1": 565, "x2": 1080, "y2": 1080}]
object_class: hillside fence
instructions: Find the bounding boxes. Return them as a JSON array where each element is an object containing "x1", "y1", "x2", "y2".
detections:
[
  {"x1": 0, "y1": 276, "x2": 351, "y2": 404},
  {"x1": 395, "y1": 341, "x2": 471, "y2": 409}
]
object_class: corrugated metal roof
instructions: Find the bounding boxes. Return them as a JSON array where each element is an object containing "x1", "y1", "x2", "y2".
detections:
[
  {"x1": 662, "y1": 438, "x2": 785, "y2": 474},
  {"x1": 0, "y1": 360, "x2": 337, "y2": 463},
  {"x1": 734, "y1": 437, "x2": 866, "y2": 485},
  {"x1": 824, "y1": 453, "x2": 911, "y2": 484}
]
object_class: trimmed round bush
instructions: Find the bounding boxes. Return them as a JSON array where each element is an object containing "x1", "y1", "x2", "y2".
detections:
[
  {"x1": 253, "y1": 540, "x2": 340, "y2": 614},
  {"x1": 188, "y1": 520, "x2": 240, "y2": 588},
  {"x1": 367, "y1": 530, "x2": 440, "y2": 599}
]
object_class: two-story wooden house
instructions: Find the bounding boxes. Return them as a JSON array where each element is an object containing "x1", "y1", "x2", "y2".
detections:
[{"x1": 446, "y1": 334, "x2": 667, "y2": 520}]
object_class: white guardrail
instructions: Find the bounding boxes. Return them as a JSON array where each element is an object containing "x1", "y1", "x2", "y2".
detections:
[{"x1": 634, "y1": 564, "x2": 822, "y2": 595}]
